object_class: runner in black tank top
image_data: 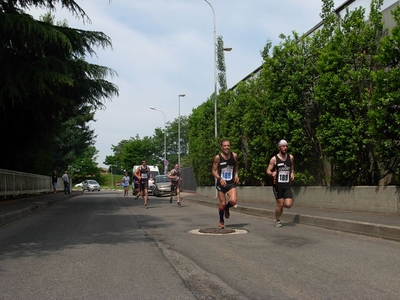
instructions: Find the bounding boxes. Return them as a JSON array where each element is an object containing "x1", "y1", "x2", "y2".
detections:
[
  {"x1": 168, "y1": 163, "x2": 182, "y2": 205},
  {"x1": 212, "y1": 139, "x2": 240, "y2": 229},
  {"x1": 274, "y1": 154, "x2": 292, "y2": 187},
  {"x1": 135, "y1": 160, "x2": 150, "y2": 208},
  {"x1": 266, "y1": 140, "x2": 295, "y2": 227}
]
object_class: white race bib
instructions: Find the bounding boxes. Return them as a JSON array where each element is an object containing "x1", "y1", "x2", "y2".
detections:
[
  {"x1": 141, "y1": 173, "x2": 148, "y2": 179},
  {"x1": 278, "y1": 171, "x2": 290, "y2": 183},
  {"x1": 221, "y1": 166, "x2": 233, "y2": 181}
]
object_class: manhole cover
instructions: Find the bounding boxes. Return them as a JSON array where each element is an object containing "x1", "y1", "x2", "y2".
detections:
[
  {"x1": 199, "y1": 228, "x2": 236, "y2": 234},
  {"x1": 189, "y1": 228, "x2": 248, "y2": 235}
]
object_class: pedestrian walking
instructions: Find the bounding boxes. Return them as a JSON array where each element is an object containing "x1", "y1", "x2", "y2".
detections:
[
  {"x1": 61, "y1": 171, "x2": 70, "y2": 194},
  {"x1": 266, "y1": 139, "x2": 295, "y2": 227},
  {"x1": 211, "y1": 139, "x2": 240, "y2": 229},
  {"x1": 51, "y1": 170, "x2": 58, "y2": 194}
]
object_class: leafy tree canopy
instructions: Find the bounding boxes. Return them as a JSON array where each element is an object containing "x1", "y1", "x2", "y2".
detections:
[{"x1": 0, "y1": 0, "x2": 118, "y2": 174}]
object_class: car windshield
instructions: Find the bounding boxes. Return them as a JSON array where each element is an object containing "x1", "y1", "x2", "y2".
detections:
[
  {"x1": 88, "y1": 180, "x2": 98, "y2": 184},
  {"x1": 155, "y1": 176, "x2": 169, "y2": 183}
]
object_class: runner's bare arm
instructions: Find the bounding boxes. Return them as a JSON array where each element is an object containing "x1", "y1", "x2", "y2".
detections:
[
  {"x1": 290, "y1": 155, "x2": 295, "y2": 182},
  {"x1": 266, "y1": 156, "x2": 276, "y2": 177},
  {"x1": 212, "y1": 155, "x2": 220, "y2": 180},
  {"x1": 233, "y1": 152, "x2": 239, "y2": 184}
]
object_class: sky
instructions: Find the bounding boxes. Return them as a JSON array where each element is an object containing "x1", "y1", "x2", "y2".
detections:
[{"x1": 28, "y1": 0, "x2": 360, "y2": 168}]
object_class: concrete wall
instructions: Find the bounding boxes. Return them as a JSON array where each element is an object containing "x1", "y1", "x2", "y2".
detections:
[{"x1": 196, "y1": 186, "x2": 400, "y2": 215}]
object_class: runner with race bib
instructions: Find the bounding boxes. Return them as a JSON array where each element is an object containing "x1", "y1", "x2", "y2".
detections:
[{"x1": 266, "y1": 139, "x2": 295, "y2": 228}]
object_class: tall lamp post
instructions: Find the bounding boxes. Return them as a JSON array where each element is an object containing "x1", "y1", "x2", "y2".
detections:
[
  {"x1": 150, "y1": 106, "x2": 167, "y2": 174},
  {"x1": 203, "y1": 1, "x2": 232, "y2": 197},
  {"x1": 203, "y1": 0, "x2": 218, "y2": 199},
  {"x1": 178, "y1": 94, "x2": 185, "y2": 167},
  {"x1": 203, "y1": 0, "x2": 218, "y2": 139}
]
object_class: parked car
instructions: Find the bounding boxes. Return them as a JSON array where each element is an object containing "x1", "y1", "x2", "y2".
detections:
[
  {"x1": 75, "y1": 181, "x2": 83, "y2": 188},
  {"x1": 148, "y1": 178, "x2": 155, "y2": 195},
  {"x1": 82, "y1": 180, "x2": 101, "y2": 191},
  {"x1": 153, "y1": 175, "x2": 171, "y2": 197}
]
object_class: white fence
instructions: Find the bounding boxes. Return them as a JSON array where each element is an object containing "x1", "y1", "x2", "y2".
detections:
[{"x1": 0, "y1": 169, "x2": 64, "y2": 197}]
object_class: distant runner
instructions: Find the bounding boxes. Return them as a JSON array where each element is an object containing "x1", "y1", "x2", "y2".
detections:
[
  {"x1": 168, "y1": 163, "x2": 182, "y2": 206},
  {"x1": 135, "y1": 160, "x2": 151, "y2": 209}
]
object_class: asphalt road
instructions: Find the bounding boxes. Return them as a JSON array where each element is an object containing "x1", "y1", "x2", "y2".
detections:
[{"x1": 0, "y1": 191, "x2": 399, "y2": 300}]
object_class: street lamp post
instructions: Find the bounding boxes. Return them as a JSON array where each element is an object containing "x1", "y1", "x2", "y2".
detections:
[
  {"x1": 150, "y1": 106, "x2": 167, "y2": 174},
  {"x1": 203, "y1": 0, "x2": 218, "y2": 139},
  {"x1": 203, "y1": 0, "x2": 218, "y2": 198},
  {"x1": 203, "y1": 1, "x2": 232, "y2": 197},
  {"x1": 178, "y1": 94, "x2": 185, "y2": 167}
]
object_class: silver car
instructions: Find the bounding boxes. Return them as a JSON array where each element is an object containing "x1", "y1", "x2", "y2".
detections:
[
  {"x1": 82, "y1": 180, "x2": 101, "y2": 191},
  {"x1": 153, "y1": 175, "x2": 171, "y2": 197},
  {"x1": 75, "y1": 181, "x2": 84, "y2": 188},
  {"x1": 148, "y1": 178, "x2": 155, "y2": 195}
]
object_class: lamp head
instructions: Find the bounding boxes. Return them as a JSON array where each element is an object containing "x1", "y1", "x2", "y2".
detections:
[
  {"x1": 149, "y1": 106, "x2": 156, "y2": 110},
  {"x1": 179, "y1": 94, "x2": 185, "y2": 97}
]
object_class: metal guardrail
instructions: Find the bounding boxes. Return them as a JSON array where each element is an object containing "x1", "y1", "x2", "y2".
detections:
[
  {"x1": 0, "y1": 168, "x2": 64, "y2": 197},
  {"x1": 0, "y1": 167, "x2": 194, "y2": 198}
]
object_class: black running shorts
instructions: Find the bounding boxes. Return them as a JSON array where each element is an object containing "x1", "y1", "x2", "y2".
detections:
[
  {"x1": 273, "y1": 185, "x2": 293, "y2": 200},
  {"x1": 139, "y1": 180, "x2": 149, "y2": 191},
  {"x1": 216, "y1": 182, "x2": 236, "y2": 194}
]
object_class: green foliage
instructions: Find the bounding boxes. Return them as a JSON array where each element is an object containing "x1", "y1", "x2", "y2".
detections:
[
  {"x1": 0, "y1": 1, "x2": 118, "y2": 174},
  {"x1": 259, "y1": 30, "x2": 323, "y2": 185},
  {"x1": 217, "y1": 35, "x2": 227, "y2": 92},
  {"x1": 103, "y1": 115, "x2": 191, "y2": 176},
  {"x1": 188, "y1": 98, "x2": 218, "y2": 186},
  {"x1": 369, "y1": 5, "x2": 400, "y2": 180},
  {"x1": 186, "y1": 0, "x2": 399, "y2": 186},
  {"x1": 314, "y1": 0, "x2": 386, "y2": 185},
  {"x1": 71, "y1": 146, "x2": 101, "y2": 178}
]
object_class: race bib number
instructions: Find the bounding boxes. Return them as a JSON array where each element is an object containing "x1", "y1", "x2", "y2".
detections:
[
  {"x1": 141, "y1": 173, "x2": 148, "y2": 179},
  {"x1": 221, "y1": 166, "x2": 233, "y2": 181},
  {"x1": 278, "y1": 171, "x2": 290, "y2": 183},
  {"x1": 173, "y1": 176, "x2": 180, "y2": 182}
]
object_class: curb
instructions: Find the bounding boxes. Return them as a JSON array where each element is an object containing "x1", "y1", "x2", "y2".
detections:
[
  {"x1": 182, "y1": 196, "x2": 400, "y2": 242},
  {"x1": 0, "y1": 194, "x2": 76, "y2": 227}
]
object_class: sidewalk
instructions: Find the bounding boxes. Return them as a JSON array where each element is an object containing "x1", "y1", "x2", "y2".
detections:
[
  {"x1": 180, "y1": 193, "x2": 400, "y2": 242},
  {"x1": 1, "y1": 191, "x2": 399, "y2": 242},
  {"x1": 0, "y1": 191, "x2": 79, "y2": 226}
]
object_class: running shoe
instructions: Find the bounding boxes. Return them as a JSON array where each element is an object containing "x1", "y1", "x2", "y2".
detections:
[
  {"x1": 224, "y1": 208, "x2": 230, "y2": 219},
  {"x1": 177, "y1": 201, "x2": 181, "y2": 206},
  {"x1": 144, "y1": 204, "x2": 148, "y2": 209},
  {"x1": 218, "y1": 222, "x2": 225, "y2": 229},
  {"x1": 274, "y1": 220, "x2": 282, "y2": 228}
]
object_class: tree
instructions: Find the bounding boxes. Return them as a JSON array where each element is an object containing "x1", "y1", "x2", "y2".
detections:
[
  {"x1": 0, "y1": 0, "x2": 118, "y2": 174},
  {"x1": 164, "y1": 116, "x2": 189, "y2": 167},
  {"x1": 104, "y1": 135, "x2": 156, "y2": 175},
  {"x1": 217, "y1": 35, "x2": 227, "y2": 92},
  {"x1": 315, "y1": 0, "x2": 386, "y2": 185},
  {"x1": 71, "y1": 146, "x2": 101, "y2": 178},
  {"x1": 188, "y1": 99, "x2": 217, "y2": 186},
  {"x1": 371, "y1": 5, "x2": 400, "y2": 182}
]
